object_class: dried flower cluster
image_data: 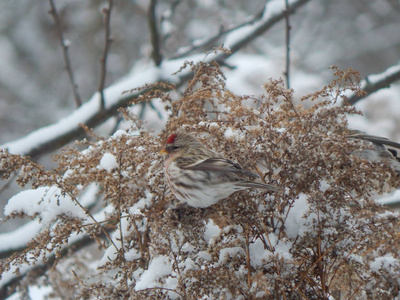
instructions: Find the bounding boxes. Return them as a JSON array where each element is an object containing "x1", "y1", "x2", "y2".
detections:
[{"x1": 0, "y1": 62, "x2": 399, "y2": 299}]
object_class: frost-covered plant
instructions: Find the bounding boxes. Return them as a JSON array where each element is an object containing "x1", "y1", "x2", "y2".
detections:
[{"x1": 0, "y1": 63, "x2": 399, "y2": 299}]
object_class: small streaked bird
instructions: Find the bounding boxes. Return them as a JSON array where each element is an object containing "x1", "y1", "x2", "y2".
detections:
[
  {"x1": 348, "y1": 129, "x2": 400, "y2": 174},
  {"x1": 159, "y1": 131, "x2": 277, "y2": 208}
]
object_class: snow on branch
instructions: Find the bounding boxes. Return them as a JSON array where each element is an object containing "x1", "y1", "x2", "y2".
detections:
[
  {"x1": 0, "y1": 0, "x2": 311, "y2": 161},
  {"x1": 219, "y1": 0, "x2": 311, "y2": 57},
  {"x1": 347, "y1": 64, "x2": 400, "y2": 105},
  {"x1": 172, "y1": 0, "x2": 312, "y2": 59},
  {"x1": 171, "y1": 5, "x2": 267, "y2": 59},
  {"x1": 1, "y1": 67, "x2": 160, "y2": 159}
]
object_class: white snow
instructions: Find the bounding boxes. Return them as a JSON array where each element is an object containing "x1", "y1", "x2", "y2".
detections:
[
  {"x1": 248, "y1": 235, "x2": 293, "y2": 267},
  {"x1": 319, "y1": 180, "x2": 331, "y2": 192},
  {"x1": 79, "y1": 183, "x2": 100, "y2": 206},
  {"x1": 98, "y1": 152, "x2": 118, "y2": 172},
  {"x1": 0, "y1": 219, "x2": 42, "y2": 252},
  {"x1": 197, "y1": 251, "x2": 212, "y2": 262},
  {"x1": 3, "y1": 284, "x2": 56, "y2": 300},
  {"x1": 249, "y1": 238, "x2": 268, "y2": 267},
  {"x1": 135, "y1": 255, "x2": 173, "y2": 290},
  {"x1": 112, "y1": 129, "x2": 129, "y2": 138},
  {"x1": 370, "y1": 254, "x2": 399, "y2": 272},
  {"x1": 285, "y1": 194, "x2": 310, "y2": 239},
  {"x1": 28, "y1": 285, "x2": 54, "y2": 300},
  {"x1": 4, "y1": 186, "x2": 85, "y2": 224},
  {"x1": 124, "y1": 249, "x2": 141, "y2": 261},
  {"x1": 362, "y1": 64, "x2": 400, "y2": 89},
  {"x1": 376, "y1": 189, "x2": 400, "y2": 206},
  {"x1": 224, "y1": 128, "x2": 244, "y2": 142},
  {"x1": 204, "y1": 219, "x2": 221, "y2": 243}
]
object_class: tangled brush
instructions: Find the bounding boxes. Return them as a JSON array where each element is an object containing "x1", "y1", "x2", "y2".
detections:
[{"x1": 1, "y1": 62, "x2": 399, "y2": 299}]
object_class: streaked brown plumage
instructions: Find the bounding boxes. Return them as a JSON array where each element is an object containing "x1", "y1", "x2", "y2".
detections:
[
  {"x1": 348, "y1": 130, "x2": 400, "y2": 174},
  {"x1": 159, "y1": 131, "x2": 277, "y2": 208}
]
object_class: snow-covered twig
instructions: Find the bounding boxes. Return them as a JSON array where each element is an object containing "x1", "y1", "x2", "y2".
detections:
[
  {"x1": 0, "y1": 68, "x2": 161, "y2": 159},
  {"x1": 218, "y1": 0, "x2": 311, "y2": 57},
  {"x1": 171, "y1": 5, "x2": 267, "y2": 59},
  {"x1": 347, "y1": 64, "x2": 400, "y2": 105}
]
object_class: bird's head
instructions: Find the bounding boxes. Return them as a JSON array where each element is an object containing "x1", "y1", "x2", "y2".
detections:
[{"x1": 159, "y1": 132, "x2": 203, "y2": 157}]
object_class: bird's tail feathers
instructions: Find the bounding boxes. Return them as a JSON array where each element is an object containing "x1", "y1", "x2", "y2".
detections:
[{"x1": 238, "y1": 181, "x2": 279, "y2": 191}]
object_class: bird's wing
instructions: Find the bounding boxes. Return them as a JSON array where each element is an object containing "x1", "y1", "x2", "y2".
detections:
[
  {"x1": 348, "y1": 131, "x2": 400, "y2": 149},
  {"x1": 180, "y1": 157, "x2": 259, "y2": 178}
]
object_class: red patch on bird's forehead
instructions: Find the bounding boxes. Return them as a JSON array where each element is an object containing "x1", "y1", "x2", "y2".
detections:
[{"x1": 166, "y1": 133, "x2": 177, "y2": 144}]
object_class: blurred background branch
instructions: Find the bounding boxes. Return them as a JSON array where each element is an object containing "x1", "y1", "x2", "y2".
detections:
[
  {"x1": 48, "y1": 0, "x2": 82, "y2": 108},
  {"x1": 98, "y1": 0, "x2": 114, "y2": 111}
]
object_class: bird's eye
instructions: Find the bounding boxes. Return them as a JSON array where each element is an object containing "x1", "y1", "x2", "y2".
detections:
[{"x1": 173, "y1": 146, "x2": 180, "y2": 150}]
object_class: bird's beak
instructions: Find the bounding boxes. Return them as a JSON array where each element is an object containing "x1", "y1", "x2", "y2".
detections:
[{"x1": 159, "y1": 148, "x2": 167, "y2": 155}]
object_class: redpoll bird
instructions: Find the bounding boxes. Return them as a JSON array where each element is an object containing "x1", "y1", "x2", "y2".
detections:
[
  {"x1": 159, "y1": 131, "x2": 277, "y2": 208},
  {"x1": 348, "y1": 130, "x2": 400, "y2": 174}
]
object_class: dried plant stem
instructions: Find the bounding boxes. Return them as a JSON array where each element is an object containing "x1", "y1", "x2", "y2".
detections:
[
  {"x1": 0, "y1": 171, "x2": 17, "y2": 194},
  {"x1": 244, "y1": 224, "x2": 252, "y2": 288},
  {"x1": 295, "y1": 237, "x2": 344, "y2": 292},
  {"x1": 117, "y1": 154, "x2": 129, "y2": 288},
  {"x1": 54, "y1": 180, "x2": 120, "y2": 252},
  {"x1": 168, "y1": 239, "x2": 188, "y2": 298},
  {"x1": 48, "y1": 0, "x2": 82, "y2": 108},
  {"x1": 140, "y1": 287, "x2": 184, "y2": 298}
]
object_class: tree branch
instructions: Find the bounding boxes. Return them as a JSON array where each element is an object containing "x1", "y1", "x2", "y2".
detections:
[
  {"x1": 48, "y1": 0, "x2": 82, "y2": 108},
  {"x1": 2, "y1": 0, "x2": 312, "y2": 161},
  {"x1": 171, "y1": 5, "x2": 266, "y2": 60},
  {"x1": 347, "y1": 64, "x2": 400, "y2": 105},
  {"x1": 284, "y1": 0, "x2": 291, "y2": 89},
  {"x1": 2, "y1": 86, "x2": 147, "y2": 160},
  {"x1": 148, "y1": 0, "x2": 163, "y2": 66},
  {"x1": 0, "y1": 230, "x2": 110, "y2": 299},
  {"x1": 98, "y1": 0, "x2": 114, "y2": 111},
  {"x1": 218, "y1": 0, "x2": 311, "y2": 58}
]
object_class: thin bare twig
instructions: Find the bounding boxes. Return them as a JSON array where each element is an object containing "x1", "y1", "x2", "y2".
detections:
[
  {"x1": 117, "y1": 152, "x2": 129, "y2": 289},
  {"x1": 98, "y1": 0, "x2": 114, "y2": 111},
  {"x1": 148, "y1": 0, "x2": 163, "y2": 66},
  {"x1": 244, "y1": 224, "x2": 252, "y2": 288},
  {"x1": 53, "y1": 180, "x2": 120, "y2": 252},
  {"x1": 48, "y1": 0, "x2": 82, "y2": 108},
  {"x1": 284, "y1": 0, "x2": 291, "y2": 89},
  {"x1": 221, "y1": 0, "x2": 311, "y2": 58},
  {"x1": 171, "y1": 5, "x2": 266, "y2": 59}
]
